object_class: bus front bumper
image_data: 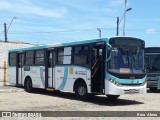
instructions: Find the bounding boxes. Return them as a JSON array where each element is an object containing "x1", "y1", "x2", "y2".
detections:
[{"x1": 105, "y1": 80, "x2": 147, "y2": 95}]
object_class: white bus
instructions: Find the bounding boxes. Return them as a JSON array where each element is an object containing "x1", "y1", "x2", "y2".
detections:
[{"x1": 7, "y1": 37, "x2": 146, "y2": 100}]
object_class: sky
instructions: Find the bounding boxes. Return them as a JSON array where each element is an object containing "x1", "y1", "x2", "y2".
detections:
[{"x1": 0, "y1": 0, "x2": 160, "y2": 47}]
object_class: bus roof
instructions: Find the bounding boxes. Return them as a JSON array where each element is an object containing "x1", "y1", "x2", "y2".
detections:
[
  {"x1": 49, "y1": 36, "x2": 143, "y2": 47},
  {"x1": 9, "y1": 45, "x2": 48, "y2": 52},
  {"x1": 9, "y1": 37, "x2": 143, "y2": 52},
  {"x1": 146, "y1": 47, "x2": 160, "y2": 49},
  {"x1": 51, "y1": 38, "x2": 109, "y2": 47},
  {"x1": 9, "y1": 38, "x2": 109, "y2": 52},
  {"x1": 145, "y1": 47, "x2": 160, "y2": 54}
]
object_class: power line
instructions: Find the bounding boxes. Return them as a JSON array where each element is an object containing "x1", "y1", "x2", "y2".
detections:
[
  {"x1": 1, "y1": 27, "x2": 160, "y2": 35},
  {"x1": 5, "y1": 30, "x2": 160, "y2": 35},
  {"x1": 128, "y1": 19, "x2": 160, "y2": 22},
  {"x1": 6, "y1": 28, "x2": 115, "y2": 34}
]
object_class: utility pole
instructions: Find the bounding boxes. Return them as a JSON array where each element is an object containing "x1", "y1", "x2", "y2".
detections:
[
  {"x1": 116, "y1": 17, "x2": 119, "y2": 36},
  {"x1": 4, "y1": 17, "x2": 16, "y2": 42},
  {"x1": 4, "y1": 23, "x2": 7, "y2": 42},
  {"x1": 123, "y1": 0, "x2": 127, "y2": 36},
  {"x1": 97, "y1": 28, "x2": 101, "y2": 38}
]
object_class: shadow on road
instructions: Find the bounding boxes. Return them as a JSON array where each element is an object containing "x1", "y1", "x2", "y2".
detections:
[{"x1": 29, "y1": 88, "x2": 144, "y2": 106}]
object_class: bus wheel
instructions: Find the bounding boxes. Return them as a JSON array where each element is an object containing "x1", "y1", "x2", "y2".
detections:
[
  {"x1": 75, "y1": 82, "x2": 88, "y2": 100},
  {"x1": 107, "y1": 95, "x2": 120, "y2": 100},
  {"x1": 150, "y1": 87, "x2": 157, "y2": 92},
  {"x1": 25, "y1": 78, "x2": 33, "y2": 92}
]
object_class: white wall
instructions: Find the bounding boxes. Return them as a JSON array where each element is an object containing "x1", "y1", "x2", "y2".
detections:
[{"x1": 0, "y1": 42, "x2": 33, "y2": 83}]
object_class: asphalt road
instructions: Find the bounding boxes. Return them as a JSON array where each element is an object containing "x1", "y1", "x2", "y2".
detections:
[{"x1": 0, "y1": 86, "x2": 160, "y2": 120}]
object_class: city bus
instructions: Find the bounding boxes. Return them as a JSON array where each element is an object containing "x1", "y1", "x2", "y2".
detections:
[
  {"x1": 145, "y1": 47, "x2": 160, "y2": 92},
  {"x1": 7, "y1": 37, "x2": 146, "y2": 100}
]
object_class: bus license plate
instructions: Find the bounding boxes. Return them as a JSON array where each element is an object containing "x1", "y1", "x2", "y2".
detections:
[{"x1": 124, "y1": 89, "x2": 139, "y2": 94}]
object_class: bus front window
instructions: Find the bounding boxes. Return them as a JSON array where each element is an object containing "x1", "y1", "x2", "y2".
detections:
[
  {"x1": 145, "y1": 54, "x2": 160, "y2": 72},
  {"x1": 108, "y1": 47, "x2": 144, "y2": 74}
]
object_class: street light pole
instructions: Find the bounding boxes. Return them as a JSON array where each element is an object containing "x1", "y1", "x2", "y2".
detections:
[
  {"x1": 116, "y1": 8, "x2": 132, "y2": 36},
  {"x1": 123, "y1": 0, "x2": 127, "y2": 36},
  {"x1": 97, "y1": 28, "x2": 101, "y2": 38},
  {"x1": 116, "y1": 17, "x2": 119, "y2": 36},
  {"x1": 7, "y1": 17, "x2": 16, "y2": 33},
  {"x1": 4, "y1": 17, "x2": 16, "y2": 42},
  {"x1": 4, "y1": 23, "x2": 7, "y2": 42}
]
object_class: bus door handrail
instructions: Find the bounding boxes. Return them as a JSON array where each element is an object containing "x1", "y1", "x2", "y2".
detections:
[
  {"x1": 92, "y1": 58, "x2": 98, "y2": 69},
  {"x1": 106, "y1": 43, "x2": 112, "y2": 62}
]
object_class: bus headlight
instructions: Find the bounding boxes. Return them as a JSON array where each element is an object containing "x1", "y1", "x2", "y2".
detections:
[
  {"x1": 108, "y1": 78, "x2": 121, "y2": 86},
  {"x1": 141, "y1": 81, "x2": 147, "y2": 86}
]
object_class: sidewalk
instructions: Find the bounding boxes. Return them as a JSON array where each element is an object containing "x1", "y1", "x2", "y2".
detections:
[
  {"x1": 0, "y1": 81, "x2": 13, "y2": 86},
  {"x1": 0, "y1": 81, "x2": 10, "y2": 86},
  {"x1": 0, "y1": 81, "x2": 23, "y2": 93}
]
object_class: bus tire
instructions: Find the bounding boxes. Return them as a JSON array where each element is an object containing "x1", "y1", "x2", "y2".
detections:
[
  {"x1": 24, "y1": 77, "x2": 33, "y2": 92},
  {"x1": 150, "y1": 87, "x2": 157, "y2": 92},
  {"x1": 75, "y1": 82, "x2": 88, "y2": 100},
  {"x1": 107, "y1": 95, "x2": 120, "y2": 100}
]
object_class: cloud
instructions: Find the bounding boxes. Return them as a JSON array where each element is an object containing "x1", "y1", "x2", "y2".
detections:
[
  {"x1": 0, "y1": 0, "x2": 68, "y2": 18},
  {"x1": 109, "y1": 0, "x2": 124, "y2": 6},
  {"x1": 101, "y1": 8, "x2": 113, "y2": 13},
  {"x1": 146, "y1": 28, "x2": 157, "y2": 33}
]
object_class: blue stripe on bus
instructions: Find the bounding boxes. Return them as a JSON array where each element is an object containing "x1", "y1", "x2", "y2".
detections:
[
  {"x1": 9, "y1": 45, "x2": 48, "y2": 52},
  {"x1": 58, "y1": 66, "x2": 68, "y2": 90},
  {"x1": 62, "y1": 38, "x2": 109, "y2": 46},
  {"x1": 106, "y1": 73, "x2": 146, "y2": 84}
]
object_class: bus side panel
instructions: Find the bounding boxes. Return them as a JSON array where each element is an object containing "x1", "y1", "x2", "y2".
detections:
[
  {"x1": 55, "y1": 66, "x2": 65, "y2": 90},
  {"x1": 23, "y1": 66, "x2": 45, "y2": 89},
  {"x1": 55, "y1": 66, "x2": 91, "y2": 93},
  {"x1": 7, "y1": 66, "x2": 16, "y2": 85}
]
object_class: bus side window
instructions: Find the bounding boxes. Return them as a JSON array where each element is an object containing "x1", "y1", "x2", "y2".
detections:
[
  {"x1": 9, "y1": 52, "x2": 16, "y2": 66},
  {"x1": 48, "y1": 51, "x2": 55, "y2": 67},
  {"x1": 64, "y1": 47, "x2": 72, "y2": 64},
  {"x1": 84, "y1": 46, "x2": 90, "y2": 64},
  {"x1": 57, "y1": 47, "x2": 72, "y2": 65},
  {"x1": 57, "y1": 48, "x2": 64, "y2": 64},
  {"x1": 25, "y1": 51, "x2": 34, "y2": 65},
  {"x1": 93, "y1": 48, "x2": 98, "y2": 63},
  {"x1": 73, "y1": 45, "x2": 89, "y2": 66},
  {"x1": 35, "y1": 50, "x2": 44, "y2": 65},
  {"x1": 48, "y1": 52, "x2": 52, "y2": 67}
]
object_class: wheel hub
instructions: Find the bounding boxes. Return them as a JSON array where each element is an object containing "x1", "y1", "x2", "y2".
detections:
[{"x1": 78, "y1": 86, "x2": 86, "y2": 96}]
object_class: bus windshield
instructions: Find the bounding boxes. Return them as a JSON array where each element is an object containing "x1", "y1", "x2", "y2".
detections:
[
  {"x1": 145, "y1": 54, "x2": 160, "y2": 72},
  {"x1": 108, "y1": 47, "x2": 144, "y2": 74}
]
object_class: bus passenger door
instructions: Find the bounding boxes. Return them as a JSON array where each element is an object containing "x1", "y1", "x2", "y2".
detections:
[
  {"x1": 46, "y1": 50, "x2": 55, "y2": 88},
  {"x1": 91, "y1": 43, "x2": 106, "y2": 93},
  {"x1": 17, "y1": 53, "x2": 24, "y2": 85}
]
